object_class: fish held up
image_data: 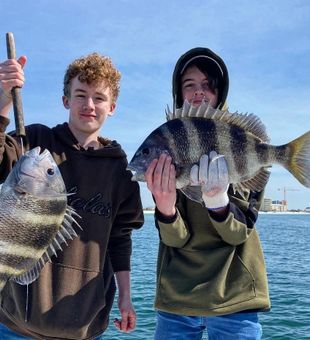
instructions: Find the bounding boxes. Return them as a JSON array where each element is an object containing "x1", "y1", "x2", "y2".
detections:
[
  {"x1": 0, "y1": 147, "x2": 81, "y2": 292},
  {"x1": 128, "y1": 101, "x2": 310, "y2": 202}
]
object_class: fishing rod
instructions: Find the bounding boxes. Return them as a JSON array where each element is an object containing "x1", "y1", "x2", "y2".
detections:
[{"x1": 6, "y1": 32, "x2": 26, "y2": 153}]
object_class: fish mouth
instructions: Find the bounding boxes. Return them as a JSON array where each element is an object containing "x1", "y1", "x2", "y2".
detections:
[
  {"x1": 27, "y1": 147, "x2": 51, "y2": 161},
  {"x1": 38, "y1": 148, "x2": 51, "y2": 159},
  {"x1": 126, "y1": 166, "x2": 145, "y2": 182},
  {"x1": 20, "y1": 171, "x2": 36, "y2": 179}
]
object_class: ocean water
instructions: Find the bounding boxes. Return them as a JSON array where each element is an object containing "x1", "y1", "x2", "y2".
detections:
[{"x1": 104, "y1": 213, "x2": 310, "y2": 339}]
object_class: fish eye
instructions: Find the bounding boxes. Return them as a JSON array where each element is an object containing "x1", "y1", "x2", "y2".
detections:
[
  {"x1": 47, "y1": 168, "x2": 55, "y2": 176},
  {"x1": 142, "y1": 148, "x2": 150, "y2": 156}
]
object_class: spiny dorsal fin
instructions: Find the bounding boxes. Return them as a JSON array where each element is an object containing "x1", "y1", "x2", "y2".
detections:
[
  {"x1": 165, "y1": 100, "x2": 270, "y2": 143},
  {"x1": 12, "y1": 206, "x2": 82, "y2": 286}
]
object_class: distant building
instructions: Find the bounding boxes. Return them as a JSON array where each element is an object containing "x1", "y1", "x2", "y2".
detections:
[
  {"x1": 272, "y1": 201, "x2": 287, "y2": 212},
  {"x1": 261, "y1": 198, "x2": 287, "y2": 212},
  {"x1": 305, "y1": 207, "x2": 310, "y2": 213},
  {"x1": 261, "y1": 198, "x2": 272, "y2": 212}
]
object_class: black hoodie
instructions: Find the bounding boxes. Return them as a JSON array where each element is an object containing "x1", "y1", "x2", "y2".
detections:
[
  {"x1": 0, "y1": 119, "x2": 144, "y2": 339},
  {"x1": 172, "y1": 47, "x2": 229, "y2": 110}
]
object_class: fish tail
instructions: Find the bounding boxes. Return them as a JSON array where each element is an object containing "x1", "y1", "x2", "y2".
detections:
[{"x1": 278, "y1": 131, "x2": 310, "y2": 188}]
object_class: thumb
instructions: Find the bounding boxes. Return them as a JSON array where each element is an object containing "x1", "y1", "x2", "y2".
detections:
[{"x1": 17, "y1": 55, "x2": 27, "y2": 68}]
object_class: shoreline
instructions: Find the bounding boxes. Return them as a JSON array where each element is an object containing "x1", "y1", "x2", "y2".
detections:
[
  {"x1": 143, "y1": 210, "x2": 310, "y2": 215},
  {"x1": 258, "y1": 211, "x2": 310, "y2": 215}
]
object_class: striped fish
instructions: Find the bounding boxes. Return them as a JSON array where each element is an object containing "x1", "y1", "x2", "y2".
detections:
[
  {"x1": 0, "y1": 147, "x2": 81, "y2": 292},
  {"x1": 128, "y1": 101, "x2": 310, "y2": 202}
]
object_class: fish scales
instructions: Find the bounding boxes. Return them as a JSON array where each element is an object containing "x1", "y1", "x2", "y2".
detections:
[
  {"x1": 0, "y1": 252, "x2": 37, "y2": 268},
  {"x1": 255, "y1": 141, "x2": 270, "y2": 166},
  {"x1": 166, "y1": 119, "x2": 191, "y2": 164},
  {"x1": 166, "y1": 118, "x2": 219, "y2": 164},
  {"x1": 164, "y1": 118, "x2": 265, "y2": 182},
  {"x1": 229, "y1": 124, "x2": 248, "y2": 177},
  {"x1": 128, "y1": 102, "x2": 310, "y2": 203},
  {"x1": 0, "y1": 241, "x2": 43, "y2": 260},
  {"x1": 191, "y1": 119, "x2": 218, "y2": 160},
  {"x1": 0, "y1": 147, "x2": 81, "y2": 291},
  {"x1": 1, "y1": 198, "x2": 65, "y2": 248},
  {"x1": 2, "y1": 214, "x2": 63, "y2": 244}
]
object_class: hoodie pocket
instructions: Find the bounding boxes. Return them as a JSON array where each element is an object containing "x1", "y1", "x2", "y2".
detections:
[
  {"x1": 158, "y1": 246, "x2": 256, "y2": 310},
  {"x1": 2, "y1": 261, "x2": 115, "y2": 339}
]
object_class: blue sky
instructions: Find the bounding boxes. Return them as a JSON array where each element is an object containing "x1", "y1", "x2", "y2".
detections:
[{"x1": 1, "y1": 0, "x2": 309, "y2": 209}]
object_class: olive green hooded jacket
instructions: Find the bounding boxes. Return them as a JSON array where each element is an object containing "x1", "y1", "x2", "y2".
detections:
[{"x1": 154, "y1": 47, "x2": 270, "y2": 316}]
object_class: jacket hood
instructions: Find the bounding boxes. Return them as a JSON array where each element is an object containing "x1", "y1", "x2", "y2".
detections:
[
  {"x1": 53, "y1": 123, "x2": 127, "y2": 158},
  {"x1": 172, "y1": 47, "x2": 229, "y2": 110}
]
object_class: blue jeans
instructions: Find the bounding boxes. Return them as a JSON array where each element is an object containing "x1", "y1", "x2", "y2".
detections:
[
  {"x1": 154, "y1": 310, "x2": 262, "y2": 340},
  {"x1": 0, "y1": 324, "x2": 31, "y2": 339}
]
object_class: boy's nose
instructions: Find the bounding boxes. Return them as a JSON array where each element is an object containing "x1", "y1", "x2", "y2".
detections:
[{"x1": 83, "y1": 97, "x2": 95, "y2": 109}]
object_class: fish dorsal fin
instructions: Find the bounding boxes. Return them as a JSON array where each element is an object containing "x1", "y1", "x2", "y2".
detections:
[
  {"x1": 12, "y1": 206, "x2": 82, "y2": 285},
  {"x1": 165, "y1": 100, "x2": 270, "y2": 143}
]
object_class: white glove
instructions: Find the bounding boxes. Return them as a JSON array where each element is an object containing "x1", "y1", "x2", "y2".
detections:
[{"x1": 190, "y1": 151, "x2": 229, "y2": 210}]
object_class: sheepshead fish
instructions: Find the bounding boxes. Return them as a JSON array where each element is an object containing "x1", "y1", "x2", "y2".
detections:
[
  {"x1": 128, "y1": 101, "x2": 310, "y2": 202},
  {"x1": 0, "y1": 147, "x2": 81, "y2": 292}
]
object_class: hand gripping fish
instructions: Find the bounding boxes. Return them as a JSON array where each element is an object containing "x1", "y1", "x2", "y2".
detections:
[
  {"x1": 128, "y1": 101, "x2": 310, "y2": 202},
  {"x1": 0, "y1": 147, "x2": 81, "y2": 291}
]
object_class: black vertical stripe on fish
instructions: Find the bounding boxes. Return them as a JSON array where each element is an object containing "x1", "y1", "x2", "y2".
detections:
[
  {"x1": 275, "y1": 144, "x2": 289, "y2": 163},
  {"x1": 230, "y1": 125, "x2": 248, "y2": 176},
  {"x1": 155, "y1": 124, "x2": 175, "y2": 157},
  {"x1": 255, "y1": 141, "x2": 270, "y2": 165},
  {"x1": 193, "y1": 118, "x2": 218, "y2": 155},
  {"x1": 167, "y1": 119, "x2": 190, "y2": 163},
  {"x1": 204, "y1": 119, "x2": 218, "y2": 152}
]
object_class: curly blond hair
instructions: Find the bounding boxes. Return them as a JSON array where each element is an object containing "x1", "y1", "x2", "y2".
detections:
[{"x1": 63, "y1": 53, "x2": 121, "y2": 103}]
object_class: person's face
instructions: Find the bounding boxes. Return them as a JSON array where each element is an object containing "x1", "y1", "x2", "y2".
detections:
[
  {"x1": 62, "y1": 77, "x2": 115, "y2": 135},
  {"x1": 181, "y1": 65, "x2": 218, "y2": 108}
]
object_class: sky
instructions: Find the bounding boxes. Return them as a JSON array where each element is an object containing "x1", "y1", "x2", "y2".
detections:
[{"x1": 1, "y1": 0, "x2": 309, "y2": 210}]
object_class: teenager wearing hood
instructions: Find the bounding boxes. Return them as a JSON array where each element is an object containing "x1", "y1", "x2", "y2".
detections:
[{"x1": 145, "y1": 47, "x2": 270, "y2": 339}]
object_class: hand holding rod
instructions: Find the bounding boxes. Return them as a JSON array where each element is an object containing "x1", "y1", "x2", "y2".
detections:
[{"x1": 6, "y1": 32, "x2": 26, "y2": 137}]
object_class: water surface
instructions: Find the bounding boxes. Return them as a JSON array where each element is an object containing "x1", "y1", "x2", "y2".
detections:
[{"x1": 104, "y1": 213, "x2": 310, "y2": 339}]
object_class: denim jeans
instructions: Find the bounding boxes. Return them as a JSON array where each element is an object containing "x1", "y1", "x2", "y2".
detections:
[
  {"x1": 154, "y1": 310, "x2": 262, "y2": 340},
  {"x1": 0, "y1": 324, "x2": 32, "y2": 340}
]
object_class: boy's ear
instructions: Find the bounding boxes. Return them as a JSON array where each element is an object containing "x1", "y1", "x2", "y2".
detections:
[
  {"x1": 62, "y1": 96, "x2": 70, "y2": 109},
  {"x1": 108, "y1": 103, "x2": 116, "y2": 116}
]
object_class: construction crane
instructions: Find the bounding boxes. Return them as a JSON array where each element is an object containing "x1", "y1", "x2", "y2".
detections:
[{"x1": 277, "y1": 187, "x2": 300, "y2": 205}]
